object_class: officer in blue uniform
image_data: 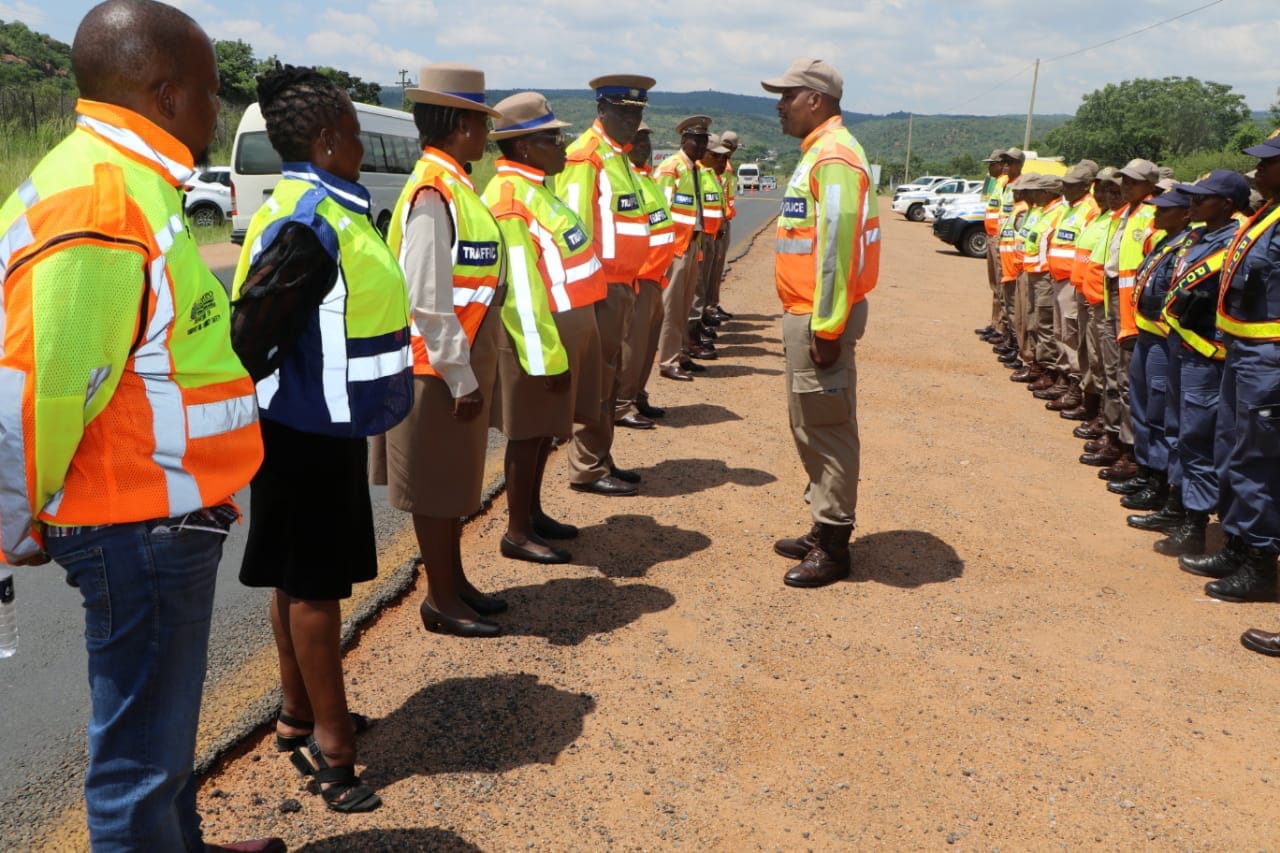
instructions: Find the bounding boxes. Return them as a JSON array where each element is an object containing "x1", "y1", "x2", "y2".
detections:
[{"x1": 1178, "y1": 143, "x2": 1280, "y2": 603}]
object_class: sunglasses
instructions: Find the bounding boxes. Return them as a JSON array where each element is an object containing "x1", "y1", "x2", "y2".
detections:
[{"x1": 530, "y1": 131, "x2": 567, "y2": 146}]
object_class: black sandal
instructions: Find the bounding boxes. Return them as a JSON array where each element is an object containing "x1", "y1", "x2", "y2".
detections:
[
  {"x1": 289, "y1": 738, "x2": 382, "y2": 813},
  {"x1": 276, "y1": 711, "x2": 373, "y2": 752}
]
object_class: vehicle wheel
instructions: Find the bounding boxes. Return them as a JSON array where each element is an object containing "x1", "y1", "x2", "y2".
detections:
[
  {"x1": 376, "y1": 210, "x2": 392, "y2": 237},
  {"x1": 961, "y1": 226, "x2": 988, "y2": 258},
  {"x1": 906, "y1": 203, "x2": 925, "y2": 222},
  {"x1": 188, "y1": 202, "x2": 224, "y2": 228}
]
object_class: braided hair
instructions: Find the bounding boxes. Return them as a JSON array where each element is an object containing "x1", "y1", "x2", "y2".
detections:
[
  {"x1": 257, "y1": 64, "x2": 350, "y2": 161},
  {"x1": 413, "y1": 103, "x2": 465, "y2": 149}
]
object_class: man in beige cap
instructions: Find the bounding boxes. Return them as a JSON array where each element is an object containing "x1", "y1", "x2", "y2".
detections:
[
  {"x1": 976, "y1": 148, "x2": 1009, "y2": 343},
  {"x1": 655, "y1": 115, "x2": 713, "y2": 380},
  {"x1": 708, "y1": 130, "x2": 740, "y2": 322},
  {"x1": 760, "y1": 58, "x2": 881, "y2": 589},
  {"x1": 556, "y1": 74, "x2": 655, "y2": 496}
]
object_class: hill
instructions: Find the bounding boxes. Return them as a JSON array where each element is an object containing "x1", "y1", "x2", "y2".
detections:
[{"x1": 0, "y1": 19, "x2": 73, "y2": 90}]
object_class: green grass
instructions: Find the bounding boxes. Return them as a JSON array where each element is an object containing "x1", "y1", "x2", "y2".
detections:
[{"x1": 191, "y1": 222, "x2": 232, "y2": 245}]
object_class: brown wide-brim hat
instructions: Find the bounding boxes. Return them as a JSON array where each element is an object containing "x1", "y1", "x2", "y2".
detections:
[
  {"x1": 405, "y1": 62, "x2": 502, "y2": 118},
  {"x1": 490, "y1": 92, "x2": 571, "y2": 140}
]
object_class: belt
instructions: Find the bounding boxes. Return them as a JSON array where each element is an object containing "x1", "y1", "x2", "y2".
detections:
[{"x1": 44, "y1": 504, "x2": 241, "y2": 539}]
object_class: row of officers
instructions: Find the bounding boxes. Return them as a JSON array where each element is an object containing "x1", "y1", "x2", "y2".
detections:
[
  {"x1": 973, "y1": 136, "x2": 1280, "y2": 660},
  {"x1": 0, "y1": 0, "x2": 755, "y2": 826}
]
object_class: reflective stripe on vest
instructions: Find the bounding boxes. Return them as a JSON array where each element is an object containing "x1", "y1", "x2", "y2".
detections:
[
  {"x1": 1217, "y1": 203, "x2": 1280, "y2": 341},
  {"x1": 636, "y1": 170, "x2": 678, "y2": 285},
  {"x1": 0, "y1": 100, "x2": 260, "y2": 557},
  {"x1": 655, "y1": 152, "x2": 701, "y2": 255},
  {"x1": 234, "y1": 177, "x2": 413, "y2": 437},
  {"x1": 559, "y1": 123, "x2": 650, "y2": 281},
  {"x1": 1049, "y1": 196, "x2": 1099, "y2": 281},
  {"x1": 1163, "y1": 238, "x2": 1227, "y2": 358},
  {"x1": 1116, "y1": 203, "x2": 1156, "y2": 338},
  {"x1": 389, "y1": 149, "x2": 503, "y2": 376},
  {"x1": 984, "y1": 174, "x2": 1008, "y2": 237}
]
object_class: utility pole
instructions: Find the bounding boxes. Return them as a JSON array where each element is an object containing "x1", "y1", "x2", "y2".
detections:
[
  {"x1": 904, "y1": 113, "x2": 914, "y2": 183},
  {"x1": 1024, "y1": 58, "x2": 1040, "y2": 151}
]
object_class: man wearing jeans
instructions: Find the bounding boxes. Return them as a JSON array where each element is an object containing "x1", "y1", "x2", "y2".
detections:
[
  {"x1": 761, "y1": 58, "x2": 881, "y2": 588},
  {"x1": 0, "y1": 2, "x2": 270, "y2": 850}
]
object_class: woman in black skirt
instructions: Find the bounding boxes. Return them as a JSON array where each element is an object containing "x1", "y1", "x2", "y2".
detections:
[{"x1": 233, "y1": 66, "x2": 413, "y2": 813}]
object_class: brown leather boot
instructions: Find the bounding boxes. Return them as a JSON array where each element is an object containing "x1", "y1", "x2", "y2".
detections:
[
  {"x1": 1035, "y1": 374, "x2": 1071, "y2": 400},
  {"x1": 1011, "y1": 363, "x2": 1043, "y2": 383},
  {"x1": 1099, "y1": 447, "x2": 1137, "y2": 480},
  {"x1": 1028, "y1": 369, "x2": 1057, "y2": 393},
  {"x1": 783, "y1": 523, "x2": 853, "y2": 588},
  {"x1": 1072, "y1": 411, "x2": 1105, "y2": 438},
  {"x1": 1080, "y1": 433, "x2": 1120, "y2": 466},
  {"x1": 1046, "y1": 379, "x2": 1082, "y2": 410},
  {"x1": 774, "y1": 524, "x2": 820, "y2": 560}
]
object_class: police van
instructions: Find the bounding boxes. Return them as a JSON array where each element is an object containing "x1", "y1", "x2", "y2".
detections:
[
  {"x1": 737, "y1": 162, "x2": 760, "y2": 192},
  {"x1": 230, "y1": 101, "x2": 420, "y2": 244}
]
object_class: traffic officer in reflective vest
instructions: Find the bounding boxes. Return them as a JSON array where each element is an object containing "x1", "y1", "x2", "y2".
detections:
[
  {"x1": 690, "y1": 132, "x2": 729, "y2": 355},
  {"x1": 761, "y1": 57, "x2": 881, "y2": 588},
  {"x1": 556, "y1": 74, "x2": 655, "y2": 496},
  {"x1": 655, "y1": 115, "x2": 713, "y2": 380},
  {"x1": 1180, "y1": 139, "x2": 1280, "y2": 605},
  {"x1": 977, "y1": 148, "x2": 1008, "y2": 341}
]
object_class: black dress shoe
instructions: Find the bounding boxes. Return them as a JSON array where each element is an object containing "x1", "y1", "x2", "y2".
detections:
[
  {"x1": 660, "y1": 366, "x2": 694, "y2": 381},
  {"x1": 419, "y1": 601, "x2": 499, "y2": 637},
  {"x1": 712, "y1": 306, "x2": 734, "y2": 319},
  {"x1": 616, "y1": 413, "x2": 655, "y2": 430},
  {"x1": 679, "y1": 359, "x2": 708, "y2": 373},
  {"x1": 702, "y1": 313, "x2": 723, "y2": 327},
  {"x1": 975, "y1": 325, "x2": 995, "y2": 336},
  {"x1": 570, "y1": 475, "x2": 637, "y2": 496},
  {"x1": 462, "y1": 590, "x2": 509, "y2": 615},
  {"x1": 500, "y1": 535, "x2": 571, "y2": 564},
  {"x1": 532, "y1": 512, "x2": 579, "y2": 539},
  {"x1": 688, "y1": 347, "x2": 718, "y2": 360},
  {"x1": 636, "y1": 400, "x2": 665, "y2": 418},
  {"x1": 609, "y1": 464, "x2": 642, "y2": 483}
]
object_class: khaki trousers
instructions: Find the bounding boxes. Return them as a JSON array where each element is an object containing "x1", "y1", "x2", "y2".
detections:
[
  {"x1": 657, "y1": 237, "x2": 702, "y2": 369},
  {"x1": 1052, "y1": 279, "x2": 1081, "y2": 377},
  {"x1": 1098, "y1": 276, "x2": 1133, "y2": 442},
  {"x1": 616, "y1": 278, "x2": 663, "y2": 419},
  {"x1": 985, "y1": 237, "x2": 1003, "y2": 330},
  {"x1": 1079, "y1": 293, "x2": 1100, "y2": 394},
  {"x1": 1028, "y1": 272, "x2": 1056, "y2": 367},
  {"x1": 692, "y1": 223, "x2": 729, "y2": 318},
  {"x1": 783, "y1": 302, "x2": 868, "y2": 526},
  {"x1": 1014, "y1": 272, "x2": 1032, "y2": 361},
  {"x1": 569, "y1": 282, "x2": 635, "y2": 482},
  {"x1": 1000, "y1": 278, "x2": 1017, "y2": 343}
]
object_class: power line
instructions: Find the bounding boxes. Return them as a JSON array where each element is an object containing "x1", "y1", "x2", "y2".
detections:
[
  {"x1": 949, "y1": 61, "x2": 1038, "y2": 112},
  {"x1": 1042, "y1": 0, "x2": 1228, "y2": 65}
]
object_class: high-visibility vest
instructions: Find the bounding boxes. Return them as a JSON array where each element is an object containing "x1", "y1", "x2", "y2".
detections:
[
  {"x1": 984, "y1": 174, "x2": 1008, "y2": 237},
  {"x1": 1163, "y1": 228, "x2": 1231, "y2": 359},
  {"x1": 1080, "y1": 209, "x2": 1122, "y2": 306},
  {"x1": 774, "y1": 115, "x2": 881, "y2": 339},
  {"x1": 0, "y1": 99, "x2": 261, "y2": 560},
  {"x1": 655, "y1": 150, "x2": 702, "y2": 257},
  {"x1": 1217, "y1": 203, "x2": 1280, "y2": 341},
  {"x1": 234, "y1": 170, "x2": 413, "y2": 436},
  {"x1": 1131, "y1": 230, "x2": 1193, "y2": 339},
  {"x1": 721, "y1": 162, "x2": 737, "y2": 221},
  {"x1": 557, "y1": 121, "x2": 650, "y2": 283},
  {"x1": 482, "y1": 159, "x2": 596, "y2": 377},
  {"x1": 1048, "y1": 194, "x2": 1099, "y2": 281},
  {"x1": 1116, "y1": 200, "x2": 1156, "y2": 340},
  {"x1": 635, "y1": 167, "x2": 677, "y2": 286},
  {"x1": 999, "y1": 201, "x2": 1028, "y2": 283},
  {"x1": 388, "y1": 147, "x2": 503, "y2": 378},
  {"x1": 1022, "y1": 198, "x2": 1064, "y2": 275},
  {"x1": 699, "y1": 165, "x2": 724, "y2": 238}
]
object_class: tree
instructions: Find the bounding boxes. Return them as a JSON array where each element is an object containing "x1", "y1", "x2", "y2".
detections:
[
  {"x1": 316, "y1": 67, "x2": 383, "y2": 106},
  {"x1": 213, "y1": 39, "x2": 259, "y2": 106},
  {"x1": 1046, "y1": 77, "x2": 1249, "y2": 165}
]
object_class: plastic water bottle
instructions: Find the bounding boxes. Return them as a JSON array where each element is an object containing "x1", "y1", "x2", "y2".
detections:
[{"x1": 0, "y1": 569, "x2": 17, "y2": 658}]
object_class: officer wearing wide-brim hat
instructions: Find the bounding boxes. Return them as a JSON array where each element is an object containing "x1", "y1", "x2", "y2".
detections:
[
  {"x1": 555, "y1": 73, "x2": 656, "y2": 496},
  {"x1": 404, "y1": 62, "x2": 504, "y2": 118}
]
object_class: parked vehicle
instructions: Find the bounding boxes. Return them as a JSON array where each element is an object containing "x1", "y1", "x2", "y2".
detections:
[
  {"x1": 892, "y1": 175, "x2": 955, "y2": 196},
  {"x1": 184, "y1": 166, "x2": 232, "y2": 227},
  {"x1": 230, "y1": 101, "x2": 420, "y2": 244},
  {"x1": 760, "y1": 175, "x2": 777, "y2": 191},
  {"x1": 931, "y1": 191, "x2": 988, "y2": 258},
  {"x1": 737, "y1": 162, "x2": 760, "y2": 192},
  {"x1": 892, "y1": 178, "x2": 981, "y2": 222}
]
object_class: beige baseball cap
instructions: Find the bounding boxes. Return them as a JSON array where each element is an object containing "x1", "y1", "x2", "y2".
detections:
[
  {"x1": 1118, "y1": 158, "x2": 1160, "y2": 183},
  {"x1": 761, "y1": 58, "x2": 843, "y2": 100}
]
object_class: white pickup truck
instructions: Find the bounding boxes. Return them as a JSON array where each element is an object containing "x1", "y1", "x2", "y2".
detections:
[
  {"x1": 737, "y1": 162, "x2": 760, "y2": 192},
  {"x1": 891, "y1": 178, "x2": 982, "y2": 222}
]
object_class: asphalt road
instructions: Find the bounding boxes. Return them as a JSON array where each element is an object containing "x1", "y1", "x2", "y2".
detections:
[{"x1": 0, "y1": 185, "x2": 782, "y2": 843}]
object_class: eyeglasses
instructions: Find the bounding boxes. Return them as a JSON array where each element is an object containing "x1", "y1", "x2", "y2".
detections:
[{"x1": 530, "y1": 131, "x2": 566, "y2": 146}]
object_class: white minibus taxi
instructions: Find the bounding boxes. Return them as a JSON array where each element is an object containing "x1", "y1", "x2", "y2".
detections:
[{"x1": 230, "y1": 101, "x2": 420, "y2": 243}]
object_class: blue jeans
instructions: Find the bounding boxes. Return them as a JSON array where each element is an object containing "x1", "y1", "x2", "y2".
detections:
[
  {"x1": 1217, "y1": 340, "x2": 1280, "y2": 549},
  {"x1": 46, "y1": 518, "x2": 225, "y2": 852},
  {"x1": 1129, "y1": 332, "x2": 1170, "y2": 471}
]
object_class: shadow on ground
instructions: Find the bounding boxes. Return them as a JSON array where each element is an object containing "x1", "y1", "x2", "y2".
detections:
[
  {"x1": 849, "y1": 529, "x2": 964, "y2": 587},
  {"x1": 654, "y1": 403, "x2": 743, "y2": 428},
  {"x1": 367, "y1": 673, "x2": 595, "y2": 782},
  {"x1": 296, "y1": 828, "x2": 481, "y2": 852},
  {"x1": 630, "y1": 458, "x2": 777, "y2": 498},
  {"x1": 710, "y1": 344, "x2": 776, "y2": 359},
  {"x1": 695, "y1": 363, "x2": 784, "y2": 379},
  {"x1": 495, "y1": 576, "x2": 675, "y2": 643},
  {"x1": 710, "y1": 331, "x2": 781, "y2": 346},
  {"x1": 569, "y1": 513, "x2": 712, "y2": 578}
]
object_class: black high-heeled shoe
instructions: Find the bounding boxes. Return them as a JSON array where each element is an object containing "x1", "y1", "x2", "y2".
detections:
[
  {"x1": 532, "y1": 512, "x2": 579, "y2": 540},
  {"x1": 462, "y1": 589, "x2": 509, "y2": 615},
  {"x1": 500, "y1": 534, "x2": 571, "y2": 565},
  {"x1": 419, "y1": 600, "x2": 499, "y2": 638}
]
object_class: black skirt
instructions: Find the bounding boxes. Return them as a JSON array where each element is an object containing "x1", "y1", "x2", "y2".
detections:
[{"x1": 239, "y1": 417, "x2": 378, "y2": 600}]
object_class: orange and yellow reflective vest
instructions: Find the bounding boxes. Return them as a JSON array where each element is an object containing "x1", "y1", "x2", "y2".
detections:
[
  {"x1": 0, "y1": 100, "x2": 262, "y2": 561},
  {"x1": 1116, "y1": 199, "x2": 1157, "y2": 341},
  {"x1": 635, "y1": 166, "x2": 677, "y2": 287},
  {"x1": 1217, "y1": 203, "x2": 1280, "y2": 341},
  {"x1": 999, "y1": 201, "x2": 1028, "y2": 283},
  {"x1": 775, "y1": 116, "x2": 881, "y2": 339},
  {"x1": 655, "y1": 150, "x2": 702, "y2": 258},
  {"x1": 984, "y1": 174, "x2": 1008, "y2": 238},
  {"x1": 388, "y1": 147, "x2": 503, "y2": 379},
  {"x1": 1049, "y1": 194, "x2": 1099, "y2": 282},
  {"x1": 699, "y1": 164, "x2": 724, "y2": 238},
  {"x1": 557, "y1": 121, "x2": 650, "y2": 284}
]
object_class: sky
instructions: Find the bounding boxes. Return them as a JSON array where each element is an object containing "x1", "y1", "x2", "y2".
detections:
[{"x1": 4, "y1": 0, "x2": 1277, "y2": 117}]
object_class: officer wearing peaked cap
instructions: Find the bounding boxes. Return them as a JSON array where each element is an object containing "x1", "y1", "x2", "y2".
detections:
[
  {"x1": 761, "y1": 57, "x2": 881, "y2": 589},
  {"x1": 656, "y1": 114, "x2": 713, "y2": 379},
  {"x1": 556, "y1": 73, "x2": 655, "y2": 496},
  {"x1": 690, "y1": 133, "x2": 730, "y2": 351}
]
